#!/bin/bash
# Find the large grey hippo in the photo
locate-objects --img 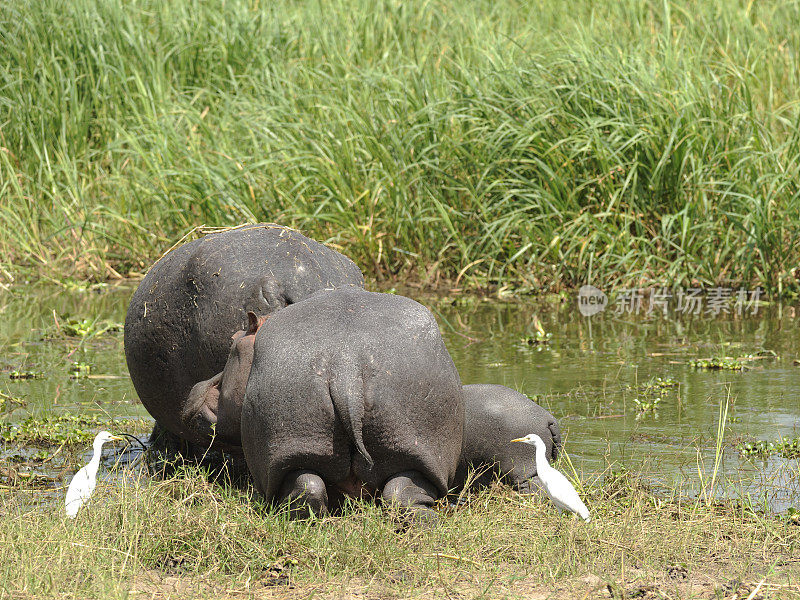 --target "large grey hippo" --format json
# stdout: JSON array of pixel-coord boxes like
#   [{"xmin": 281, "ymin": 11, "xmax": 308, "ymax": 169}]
[
  {"xmin": 124, "ymin": 224, "xmax": 364, "ymax": 449},
  {"xmin": 453, "ymin": 384, "xmax": 561, "ymax": 494},
  {"xmin": 239, "ymin": 287, "xmax": 464, "ymax": 520}
]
